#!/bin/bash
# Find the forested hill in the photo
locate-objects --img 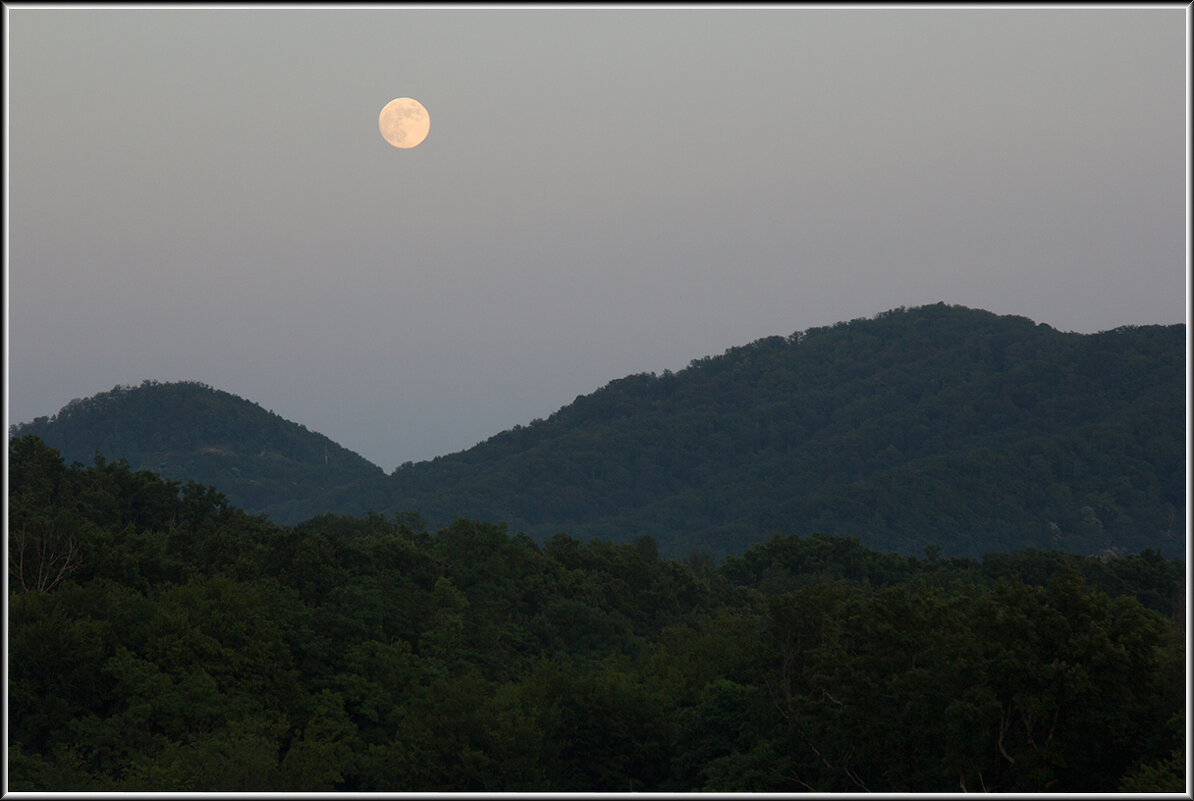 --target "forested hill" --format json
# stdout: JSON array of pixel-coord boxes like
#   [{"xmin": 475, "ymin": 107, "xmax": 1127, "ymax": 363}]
[
  {"xmin": 8, "ymin": 380, "xmax": 384, "ymax": 513},
  {"xmin": 10, "ymin": 304, "xmax": 1186, "ymax": 561},
  {"xmin": 282, "ymin": 303, "xmax": 1185, "ymax": 560}
]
